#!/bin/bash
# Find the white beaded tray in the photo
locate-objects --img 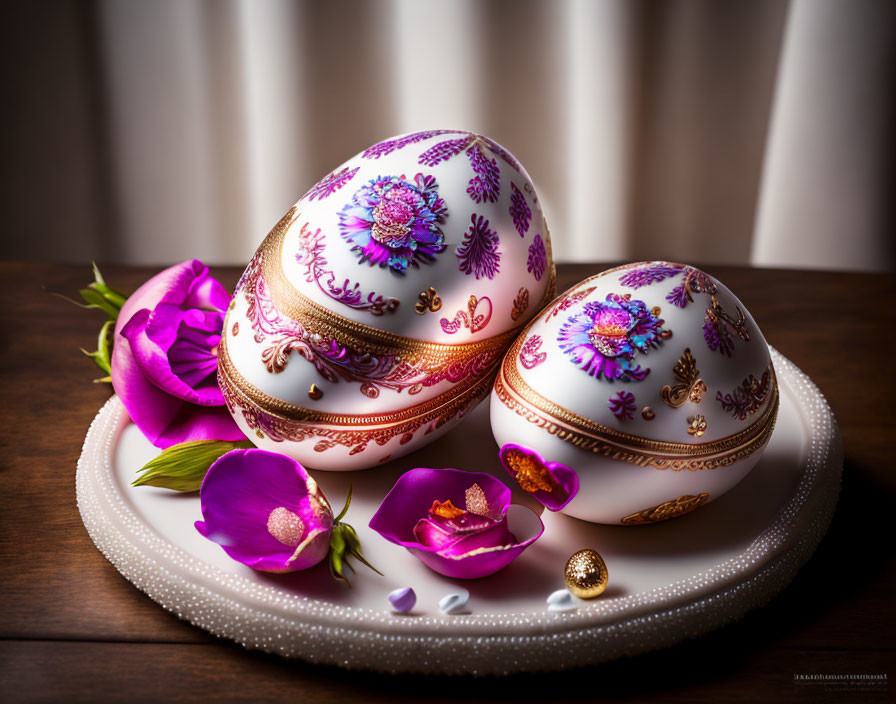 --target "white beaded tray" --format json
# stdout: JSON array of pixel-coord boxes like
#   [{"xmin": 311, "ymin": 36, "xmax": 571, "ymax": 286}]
[{"xmin": 76, "ymin": 348, "xmax": 842, "ymax": 674}]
